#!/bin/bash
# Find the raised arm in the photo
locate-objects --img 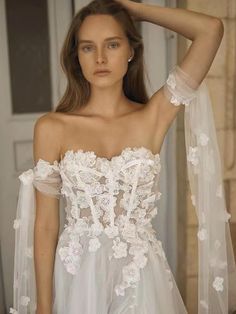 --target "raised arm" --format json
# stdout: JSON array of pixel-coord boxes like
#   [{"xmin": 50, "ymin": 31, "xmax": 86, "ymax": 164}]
[
  {"xmin": 117, "ymin": 0, "xmax": 224, "ymax": 84},
  {"xmin": 33, "ymin": 113, "xmax": 62, "ymax": 314},
  {"xmin": 115, "ymin": 0, "xmax": 224, "ymax": 133}
]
